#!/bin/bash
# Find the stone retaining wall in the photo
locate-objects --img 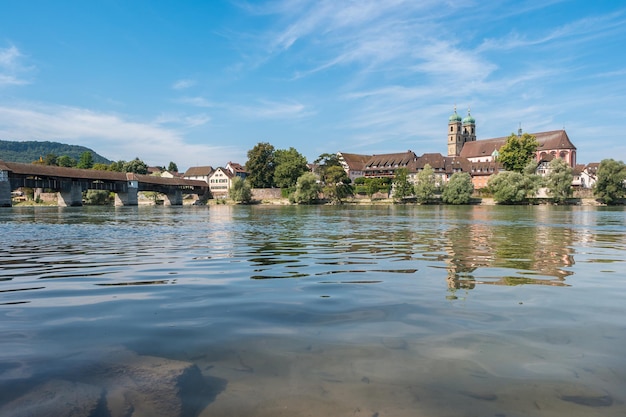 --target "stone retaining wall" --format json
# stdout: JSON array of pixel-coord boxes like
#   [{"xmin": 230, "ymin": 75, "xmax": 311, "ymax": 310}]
[{"xmin": 252, "ymin": 188, "xmax": 283, "ymax": 200}]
